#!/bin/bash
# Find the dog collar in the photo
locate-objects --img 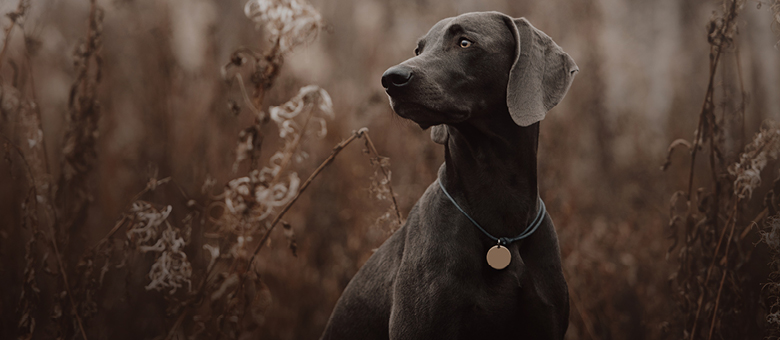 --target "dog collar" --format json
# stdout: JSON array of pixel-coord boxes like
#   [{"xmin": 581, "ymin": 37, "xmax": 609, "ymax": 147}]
[{"xmin": 437, "ymin": 179, "xmax": 546, "ymax": 270}]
